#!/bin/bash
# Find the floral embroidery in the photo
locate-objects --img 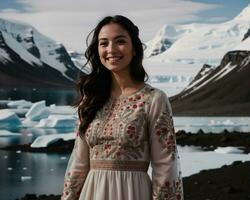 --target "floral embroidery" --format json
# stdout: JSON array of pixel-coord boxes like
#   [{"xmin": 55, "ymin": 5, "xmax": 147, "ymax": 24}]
[
  {"xmin": 61, "ymin": 171, "xmax": 85, "ymax": 200},
  {"xmin": 154, "ymin": 175, "xmax": 183, "ymax": 200},
  {"xmin": 154, "ymin": 110, "xmax": 177, "ymax": 159},
  {"xmin": 85, "ymin": 86, "xmax": 153, "ymax": 160}
]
